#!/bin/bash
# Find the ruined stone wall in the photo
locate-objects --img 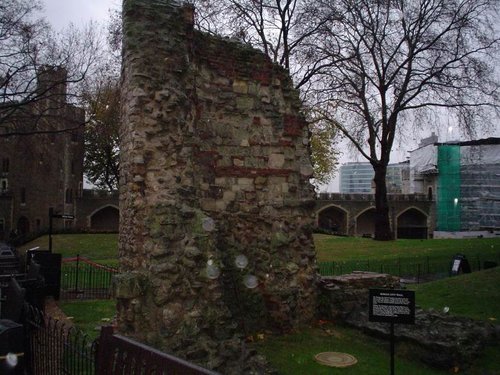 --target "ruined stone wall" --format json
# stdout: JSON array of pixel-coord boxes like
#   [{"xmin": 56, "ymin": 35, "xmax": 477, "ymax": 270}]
[
  {"xmin": 320, "ymin": 273, "xmax": 497, "ymax": 370},
  {"xmin": 117, "ymin": 0, "xmax": 318, "ymax": 370}
]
